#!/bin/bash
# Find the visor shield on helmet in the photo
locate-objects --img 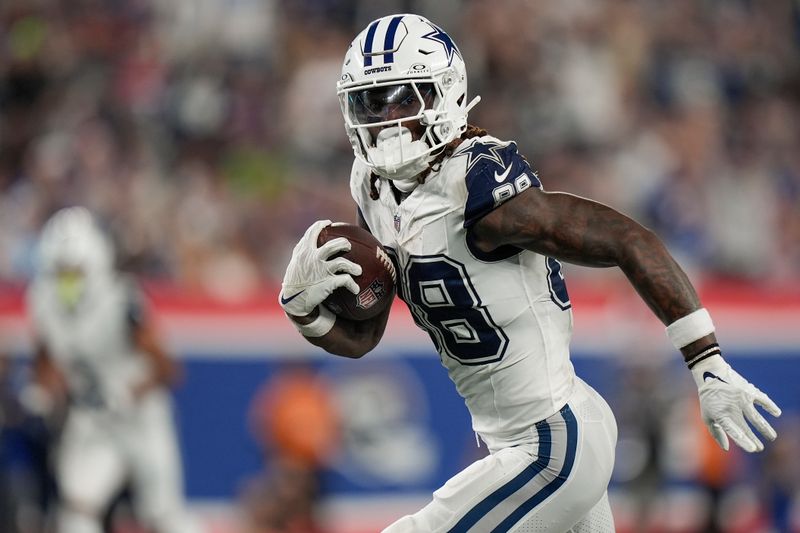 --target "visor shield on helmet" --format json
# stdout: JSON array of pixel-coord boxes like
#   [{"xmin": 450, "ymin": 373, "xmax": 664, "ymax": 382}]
[{"xmin": 346, "ymin": 83, "xmax": 435, "ymax": 126}]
